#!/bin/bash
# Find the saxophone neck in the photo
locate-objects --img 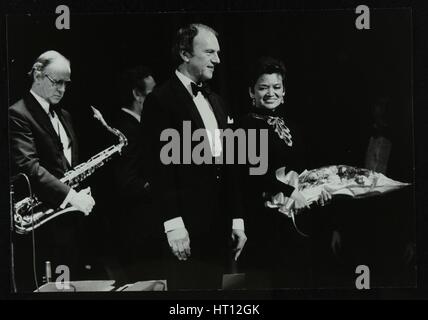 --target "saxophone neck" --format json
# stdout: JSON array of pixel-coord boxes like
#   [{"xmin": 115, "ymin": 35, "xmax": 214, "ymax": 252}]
[
  {"xmin": 91, "ymin": 105, "xmax": 128, "ymax": 146},
  {"xmin": 116, "ymin": 128, "xmax": 128, "ymax": 146}
]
